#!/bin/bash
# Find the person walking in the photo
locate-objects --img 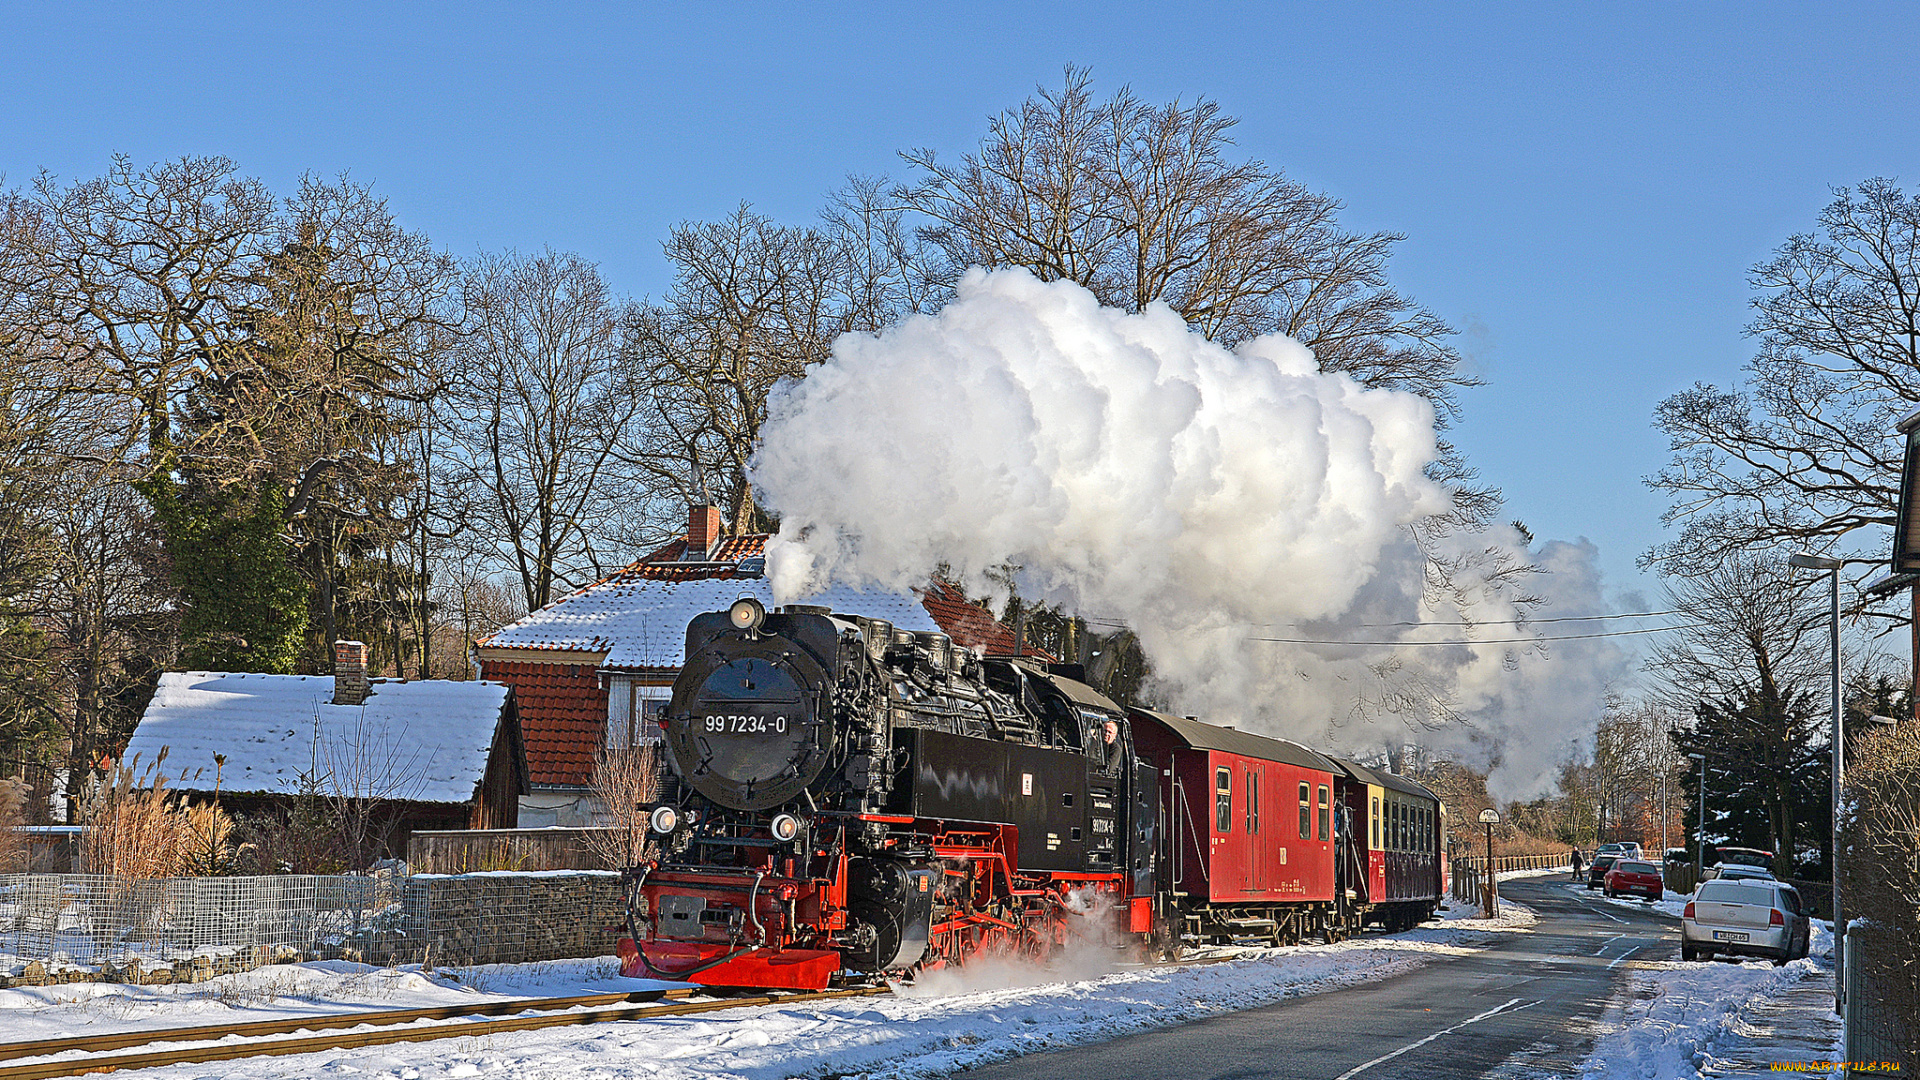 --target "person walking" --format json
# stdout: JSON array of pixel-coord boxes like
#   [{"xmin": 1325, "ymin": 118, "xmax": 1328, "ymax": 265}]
[{"xmin": 1570, "ymin": 847, "xmax": 1585, "ymax": 882}]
